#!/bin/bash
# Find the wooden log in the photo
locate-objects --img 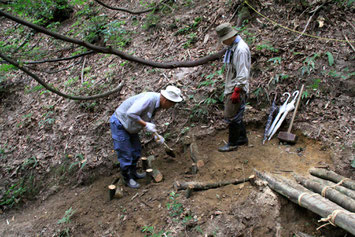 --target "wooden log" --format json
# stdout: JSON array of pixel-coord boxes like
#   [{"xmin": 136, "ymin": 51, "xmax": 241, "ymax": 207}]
[
  {"xmin": 152, "ymin": 169, "xmax": 163, "ymax": 183},
  {"xmin": 173, "ymin": 175, "xmax": 255, "ymax": 191},
  {"xmin": 310, "ymin": 168, "xmax": 355, "ymax": 190},
  {"xmin": 311, "ymin": 176, "xmax": 355, "ymax": 200},
  {"xmin": 295, "ymin": 175, "xmax": 355, "ymax": 212},
  {"xmin": 256, "ymin": 170, "xmax": 355, "ymax": 235}
]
